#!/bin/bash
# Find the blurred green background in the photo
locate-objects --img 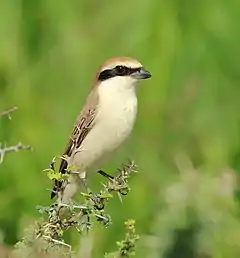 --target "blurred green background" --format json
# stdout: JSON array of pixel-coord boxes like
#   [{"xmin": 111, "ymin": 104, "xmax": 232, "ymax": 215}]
[{"xmin": 1, "ymin": 0, "xmax": 240, "ymax": 257}]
